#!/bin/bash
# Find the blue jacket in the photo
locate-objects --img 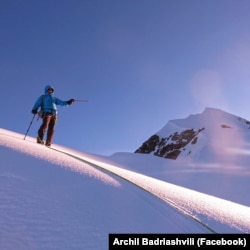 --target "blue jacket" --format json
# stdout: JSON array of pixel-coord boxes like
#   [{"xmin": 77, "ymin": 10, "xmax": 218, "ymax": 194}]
[{"xmin": 32, "ymin": 85, "xmax": 68, "ymax": 114}]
